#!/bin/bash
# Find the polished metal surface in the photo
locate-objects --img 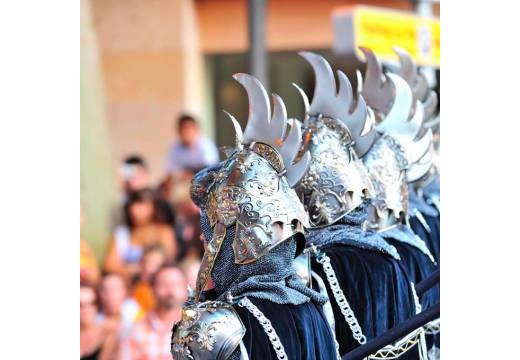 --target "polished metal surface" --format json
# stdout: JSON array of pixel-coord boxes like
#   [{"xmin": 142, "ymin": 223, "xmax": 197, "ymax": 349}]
[
  {"xmin": 360, "ymin": 56, "xmax": 434, "ymax": 231},
  {"xmin": 190, "ymin": 73, "xmax": 310, "ymax": 298},
  {"xmin": 294, "ymin": 52, "xmax": 375, "ymax": 227},
  {"xmin": 363, "ymin": 134, "xmax": 409, "ymax": 231},
  {"xmin": 171, "ymin": 300, "xmax": 246, "ymax": 360}
]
